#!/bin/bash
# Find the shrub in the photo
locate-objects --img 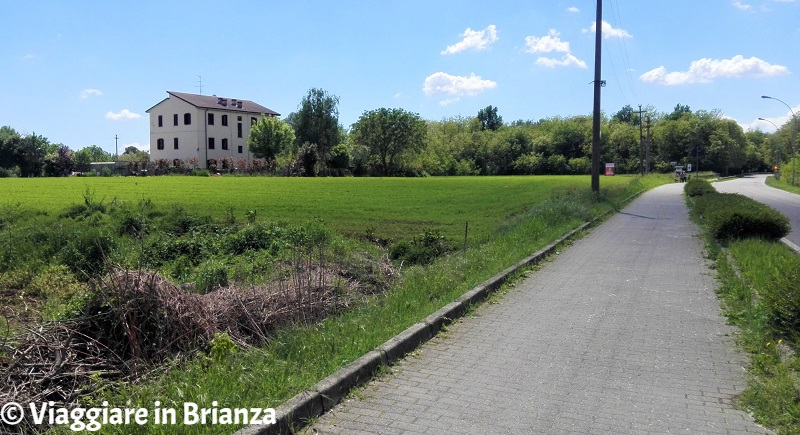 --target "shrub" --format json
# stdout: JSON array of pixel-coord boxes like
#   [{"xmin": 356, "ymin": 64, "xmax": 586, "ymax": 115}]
[
  {"xmin": 195, "ymin": 259, "xmax": 228, "ymax": 293},
  {"xmin": 695, "ymin": 193, "xmax": 790, "ymax": 241},
  {"xmin": 389, "ymin": 228, "xmax": 453, "ymax": 266},
  {"xmin": 684, "ymin": 178, "xmax": 715, "ymax": 197},
  {"xmin": 191, "ymin": 169, "xmax": 210, "ymax": 177}
]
